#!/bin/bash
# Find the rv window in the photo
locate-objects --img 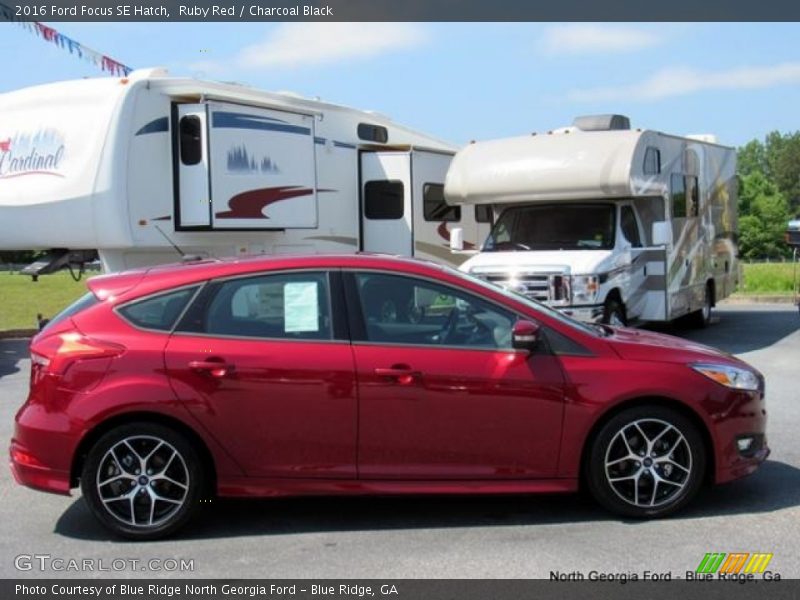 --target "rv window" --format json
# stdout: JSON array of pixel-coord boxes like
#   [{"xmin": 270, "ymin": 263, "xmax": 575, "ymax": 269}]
[
  {"xmin": 423, "ymin": 184, "xmax": 461, "ymax": 222},
  {"xmin": 357, "ymin": 123, "xmax": 389, "ymax": 144},
  {"xmin": 179, "ymin": 115, "xmax": 203, "ymax": 166},
  {"xmin": 644, "ymin": 147, "xmax": 661, "ymax": 175},
  {"xmin": 671, "ymin": 174, "xmax": 687, "ymax": 219},
  {"xmin": 364, "ymin": 180, "xmax": 404, "ymax": 220},
  {"xmin": 620, "ymin": 206, "xmax": 643, "ymax": 248},
  {"xmin": 686, "ymin": 176, "xmax": 699, "ymax": 217},
  {"xmin": 475, "ymin": 205, "xmax": 493, "ymax": 224}
]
